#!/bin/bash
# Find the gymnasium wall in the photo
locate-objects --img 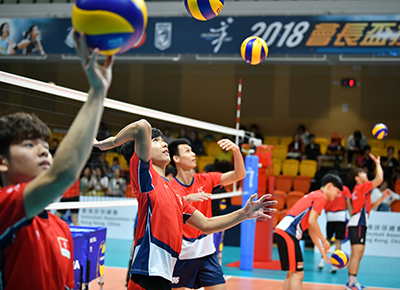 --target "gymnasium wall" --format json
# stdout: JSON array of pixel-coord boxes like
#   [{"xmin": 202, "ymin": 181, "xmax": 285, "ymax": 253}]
[{"xmin": 1, "ymin": 61, "xmax": 399, "ymax": 140}]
